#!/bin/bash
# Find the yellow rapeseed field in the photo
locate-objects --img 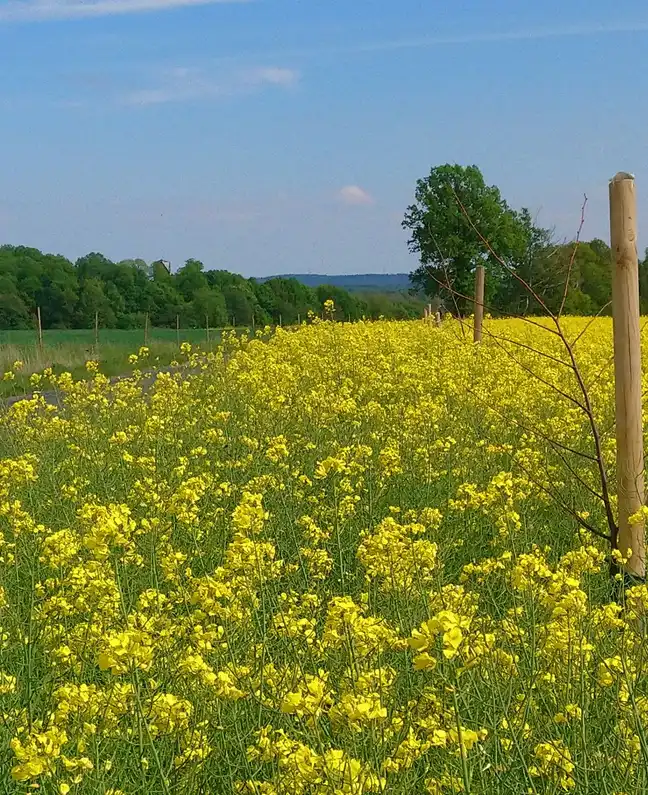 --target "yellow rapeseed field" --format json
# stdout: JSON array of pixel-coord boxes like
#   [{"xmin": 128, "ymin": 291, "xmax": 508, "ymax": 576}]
[{"xmin": 0, "ymin": 316, "xmax": 647, "ymax": 793}]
